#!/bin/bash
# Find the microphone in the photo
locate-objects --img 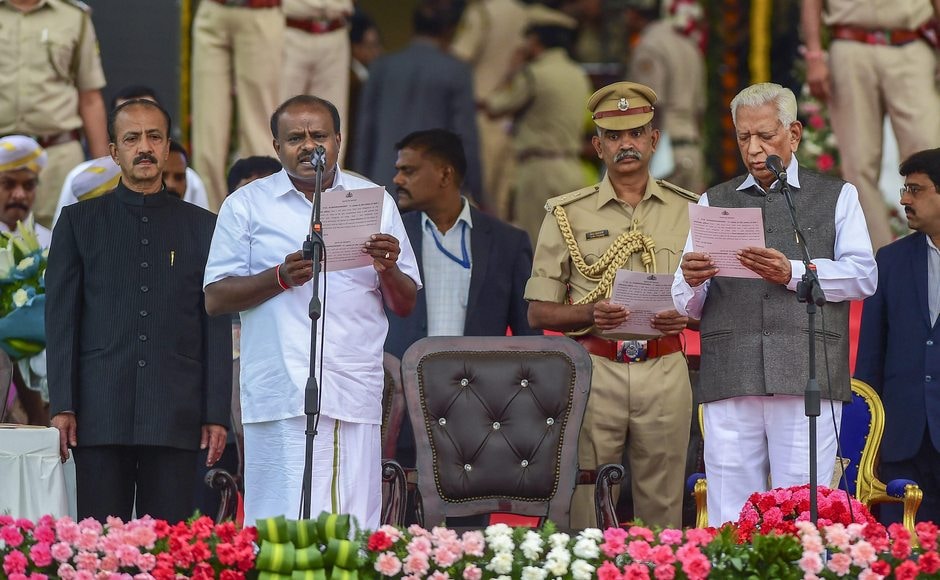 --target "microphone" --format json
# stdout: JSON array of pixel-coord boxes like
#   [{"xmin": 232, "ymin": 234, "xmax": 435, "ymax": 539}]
[
  {"xmin": 312, "ymin": 145, "xmax": 326, "ymax": 171},
  {"xmin": 765, "ymin": 154, "xmax": 787, "ymax": 182}
]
